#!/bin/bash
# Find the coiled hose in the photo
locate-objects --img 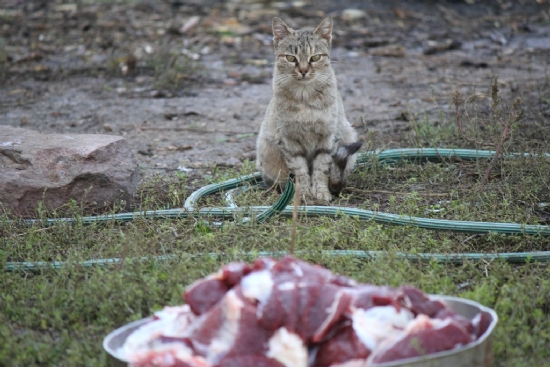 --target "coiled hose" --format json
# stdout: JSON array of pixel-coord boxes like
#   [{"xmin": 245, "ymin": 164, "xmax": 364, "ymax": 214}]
[{"xmin": 4, "ymin": 148, "xmax": 550, "ymax": 272}]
